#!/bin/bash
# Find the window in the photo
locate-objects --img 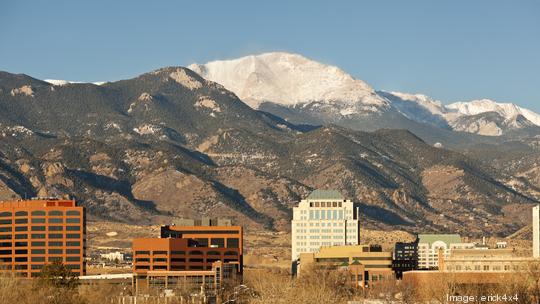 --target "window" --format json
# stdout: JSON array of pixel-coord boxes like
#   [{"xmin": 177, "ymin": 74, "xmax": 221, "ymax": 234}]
[
  {"xmin": 0, "ymin": 250, "xmax": 12, "ymax": 255},
  {"xmin": 0, "ymin": 235, "xmax": 11, "ymax": 240},
  {"xmin": 49, "ymin": 226, "xmax": 63, "ymax": 231},
  {"xmin": 207, "ymin": 251, "xmax": 220, "ymax": 256},
  {"xmin": 0, "ymin": 242, "xmax": 10, "ymax": 248},
  {"xmin": 32, "ymin": 257, "xmax": 45, "ymax": 262},
  {"xmin": 66, "ymin": 210, "xmax": 80, "ymax": 216},
  {"xmin": 31, "ymin": 211, "xmax": 45, "ymax": 216},
  {"xmin": 15, "ymin": 226, "xmax": 27, "ymax": 231},
  {"xmin": 153, "ymin": 258, "xmax": 167, "ymax": 262},
  {"xmin": 49, "ymin": 242, "xmax": 63, "ymax": 247},
  {"xmin": 49, "ymin": 234, "xmax": 63, "ymax": 239},
  {"xmin": 31, "ymin": 265, "xmax": 43, "ymax": 270},
  {"xmin": 66, "ymin": 241, "xmax": 80, "ymax": 247},
  {"xmin": 66, "ymin": 234, "xmax": 80, "ymax": 239},
  {"xmin": 153, "ymin": 251, "xmax": 167, "ymax": 255},
  {"xmin": 135, "ymin": 258, "xmax": 150, "ymax": 262},
  {"xmin": 189, "ymin": 251, "xmax": 203, "ymax": 256},
  {"xmin": 66, "ymin": 226, "xmax": 80, "ymax": 231},
  {"xmin": 49, "ymin": 210, "xmax": 63, "ymax": 216},
  {"xmin": 0, "ymin": 227, "xmax": 11, "ymax": 232},
  {"xmin": 15, "ymin": 249, "xmax": 27, "ymax": 254},
  {"xmin": 31, "ymin": 218, "xmax": 45, "ymax": 224},
  {"xmin": 0, "ymin": 212, "xmax": 11, "ymax": 217},
  {"xmin": 49, "ymin": 257, "xmax": 62, "ymax": 262},
  {"xmin": 224, "ymin": 251, "xmax": 237, "ymax": 256},
  {"xmin": 0, "ymin": 219, "xmax": 12, "ymax": 225},
  {"xmin": 14, "ymin": 242, "xmax": 27, "ymax": 247},
  {"xmin": 49, "ymin": 249, "xmax": 62, "ymax": 254},
  {"xmin": 31, "ymin": 226, "xmax": 46, "ymax": 231},
  {"xmin": 135, "ymin": 251, "xmax": 149, "ymax": 255},
  {"xmin": 171, "ymin": 251, "xmax": 185, "ymax": 255},
  {"xmin": 31, "ymin": 241, "xmax": 45, "ymax": 246},
  {"xmin": 66, "ymin": 218, "xmax": 80, "ymax": 224},
  {"xmin": 66, "ymin": 256, "xmax": 80, "ymax": 262},
  {"xmin": 49, "ymin": 218, "xmax": 63, "ymax": 224},
  {"xmin": 15, "ymin": 218, "xmax": 28, "ymax": 224},
  {"xmin": 66, "ymin": 249, "xmax": 80, "ymax": 255},
  {"xmin": 15, "ymin": 211, "xmax": 27, "ymax": 217},
  {"xmin": 32, "ymin": 249, "xmax": 45, "ymax": 254},
  {"xmin": 15, "ymin": 234, "xmax": 27, "ymax": 239},
  {"xmin": 14, "ymin": 257, "xmax": 27, "ymax": 262},
  {"xmin": 211, "ymin": 238, "xmax": 224, "ymax": 248},
  {"xmin": 483, "ymin": 265, "xmax": 490, "ymax": 271}
]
